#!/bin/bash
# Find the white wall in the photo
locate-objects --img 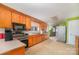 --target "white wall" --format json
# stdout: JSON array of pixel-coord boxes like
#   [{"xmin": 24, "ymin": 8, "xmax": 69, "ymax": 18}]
[{"xmin": 67, "ymin": 20, "xmax": 79, "ymax": 45}]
